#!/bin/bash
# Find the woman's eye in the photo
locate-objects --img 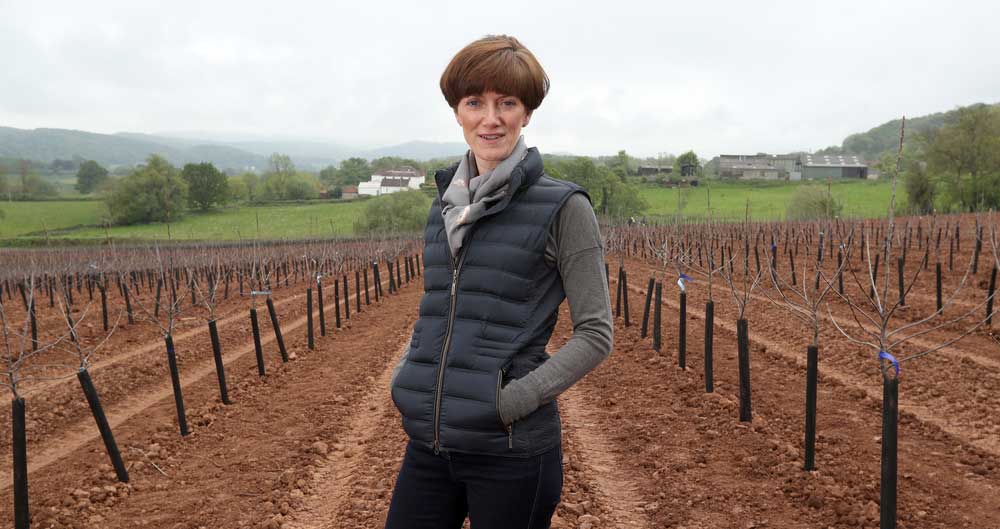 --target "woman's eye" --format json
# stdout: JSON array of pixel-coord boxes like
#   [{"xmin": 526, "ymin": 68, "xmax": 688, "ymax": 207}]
[{"xmin": 466, "ymin": 99, "xmax": 480, "ymax": 107}]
